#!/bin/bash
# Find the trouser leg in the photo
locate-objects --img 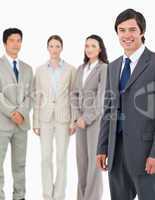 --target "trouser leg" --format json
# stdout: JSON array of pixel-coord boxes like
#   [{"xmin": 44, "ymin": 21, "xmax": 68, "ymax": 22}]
[
  {"xmin": 11, "ymin": 128, "xmax": 27, "ymax": 200},
  {"xmin": 0, "ymin": 132, "xmax": 10, "ymax": 200},
  {"xmin": 84, "ymin": 120, "xmax": 103, "ymax": 200},
  {"xmin": 53, "ymin": 122, "xmax": 69, "ymax": 200},
  {"xmin": 76, "ymin": 128, "xmax": 87, "ymax": 200},
  {"xmin": 40, "ymin": 123, "xmax": 54, "ymax": 200},
  {"xmin": 108, "ymin": 134, "xmax": 136, "ymax": 200}
]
